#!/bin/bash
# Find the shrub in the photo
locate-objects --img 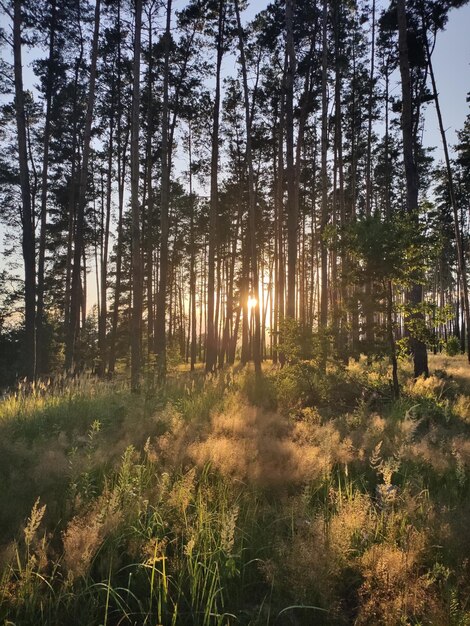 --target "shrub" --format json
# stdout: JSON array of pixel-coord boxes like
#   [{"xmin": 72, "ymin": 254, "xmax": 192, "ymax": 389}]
[
  {"xmin": 446, "ymin": 335, "xmax": 461, "ymax": 357},
  {"xmin": 277, "ymin": 317, "xmax": 321, "ymax": 363}
]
